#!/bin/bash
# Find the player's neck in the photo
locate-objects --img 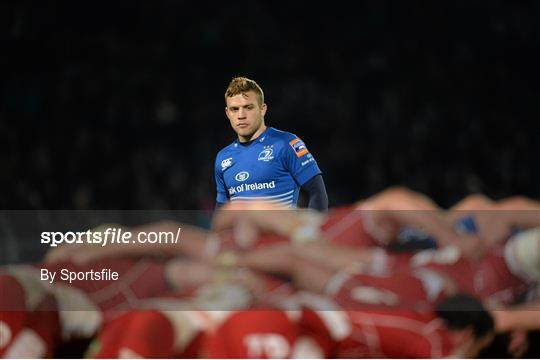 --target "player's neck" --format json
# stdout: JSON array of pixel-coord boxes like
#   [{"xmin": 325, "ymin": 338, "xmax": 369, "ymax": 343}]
[{"xmin": 238, "ymin": 125, "xmax": 267, "ymax": 143}]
